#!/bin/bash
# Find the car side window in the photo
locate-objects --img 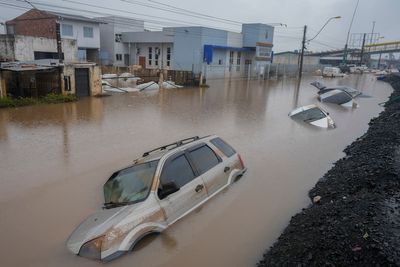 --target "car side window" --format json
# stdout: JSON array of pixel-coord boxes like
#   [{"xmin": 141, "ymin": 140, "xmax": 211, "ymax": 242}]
[
  {"xmin": 210, "ymin": 138, "xmax": 236, "ymax": 157},
  {"xmin": 189, "ymin": 145, "xmax": 220, "ymax": 175},
  {"xmin": 160, "ymin": 154, "xmax": 196, "ymax": 188}
]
